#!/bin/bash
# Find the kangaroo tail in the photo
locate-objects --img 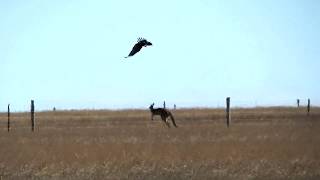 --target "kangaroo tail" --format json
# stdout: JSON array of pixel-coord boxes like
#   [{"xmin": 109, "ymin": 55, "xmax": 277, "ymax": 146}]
[{"xmin": 169, "ymin": 112, "xmax": 178, "ymax": 128}]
